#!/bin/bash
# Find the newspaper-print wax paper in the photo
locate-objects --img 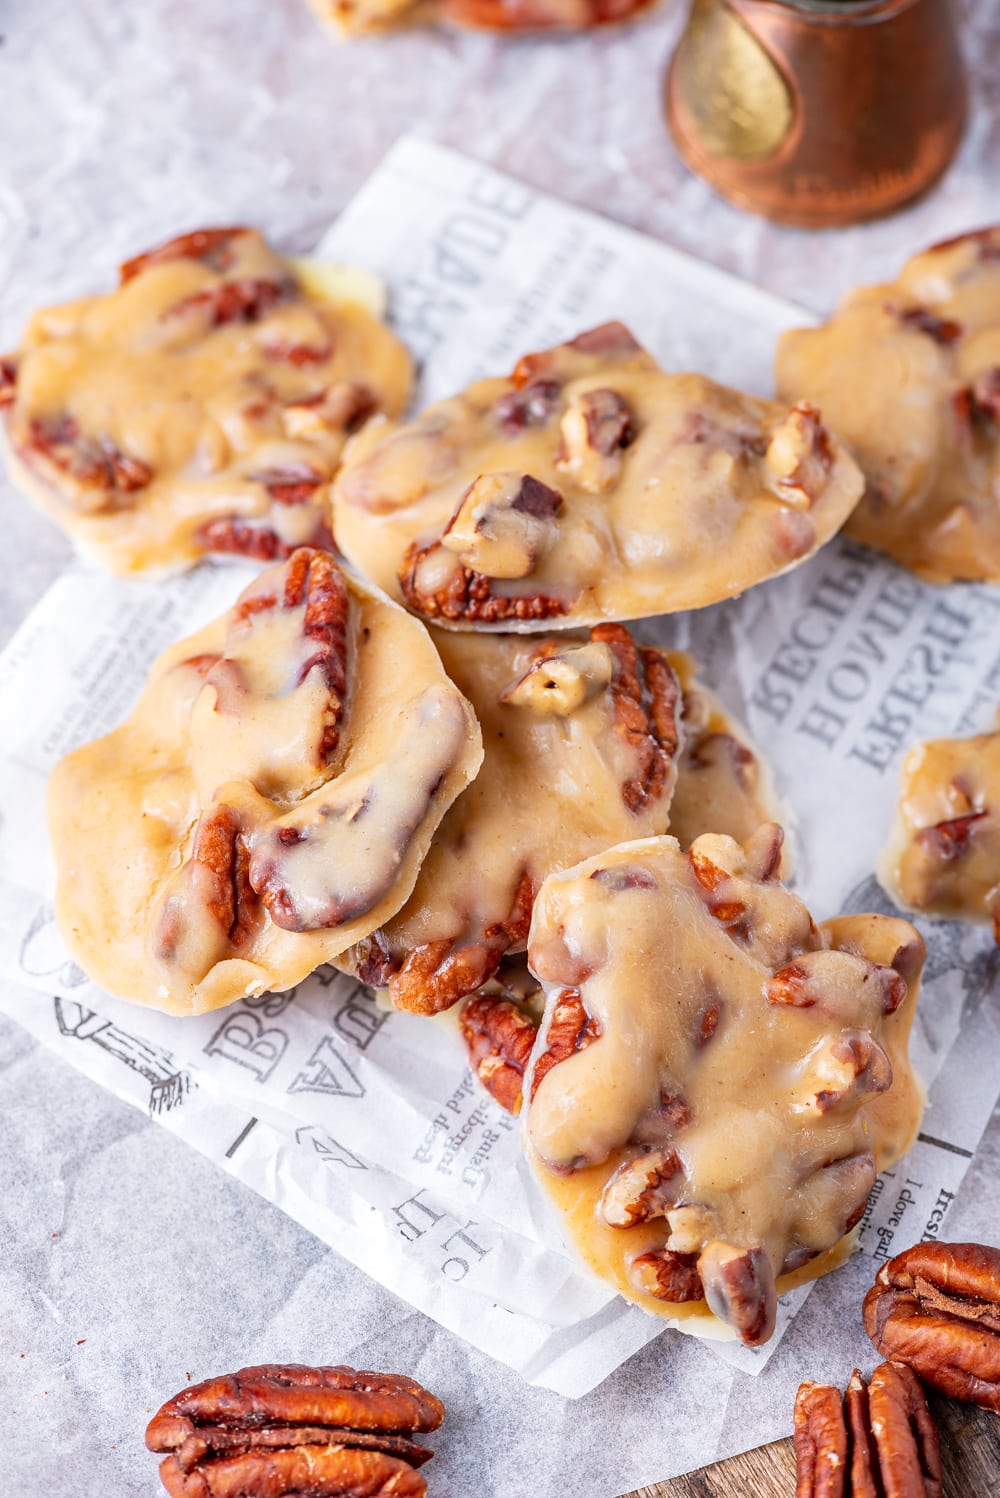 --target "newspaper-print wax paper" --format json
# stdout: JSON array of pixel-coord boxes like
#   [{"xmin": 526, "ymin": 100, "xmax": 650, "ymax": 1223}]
[{"xmin": 1, "ymin": 140, "xmax": 998, "ymax": 1412}]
